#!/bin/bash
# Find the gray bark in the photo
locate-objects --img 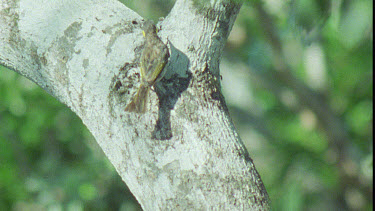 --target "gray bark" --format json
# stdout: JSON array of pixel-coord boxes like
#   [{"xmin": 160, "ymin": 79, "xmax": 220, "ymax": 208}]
[{"xmin": 0, "ymin": 0, "xmax": 270, "ymax": 210}]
